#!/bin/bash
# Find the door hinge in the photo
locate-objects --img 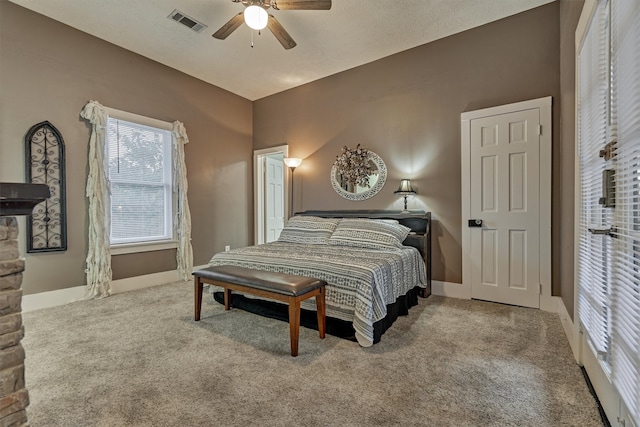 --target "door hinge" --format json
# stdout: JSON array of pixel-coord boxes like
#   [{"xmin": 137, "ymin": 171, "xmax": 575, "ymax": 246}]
[
  {"xmin": 538, "ymin": 283, "xmax": 542, "ymax": 295},
  {"xmin": 537, "ymin": 125, "xmax": 542, "ymax": 136}
]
